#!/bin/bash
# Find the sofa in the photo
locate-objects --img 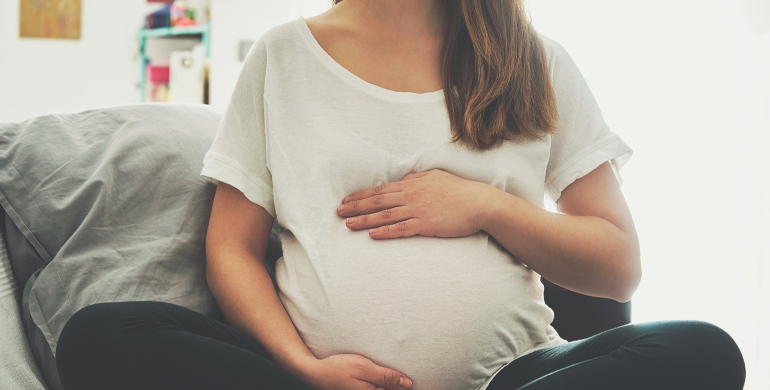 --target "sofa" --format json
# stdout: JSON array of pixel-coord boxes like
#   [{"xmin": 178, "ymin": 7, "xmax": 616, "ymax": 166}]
[{"xmin": 0, "ymin": 103, "xmax": 630, "ymax": 390}]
